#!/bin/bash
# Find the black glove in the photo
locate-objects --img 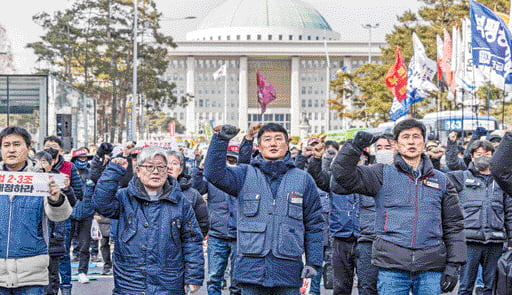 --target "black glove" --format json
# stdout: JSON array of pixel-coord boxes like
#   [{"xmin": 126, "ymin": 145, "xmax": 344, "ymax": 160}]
[
  {"xmin": 97, "ymin": 142, "xmax": 114, "ymax": 158},
  {"xmin": 471, "ymin": 126, "xmax": 487, "ymax": 139},
  {"xmin": 440, "ymin": 264, "xmax": 460, "ymax": 293},
  {"xmin": 353, "ymin": 131, "xmax": 376, "ymax": 151},
  {"xmin": 300, "ymin": 265, "xmax": 318, "ymax": 279},
  {"xmin": 217, "ymin": 125, "xmax": 240, "ymax": 141}
]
